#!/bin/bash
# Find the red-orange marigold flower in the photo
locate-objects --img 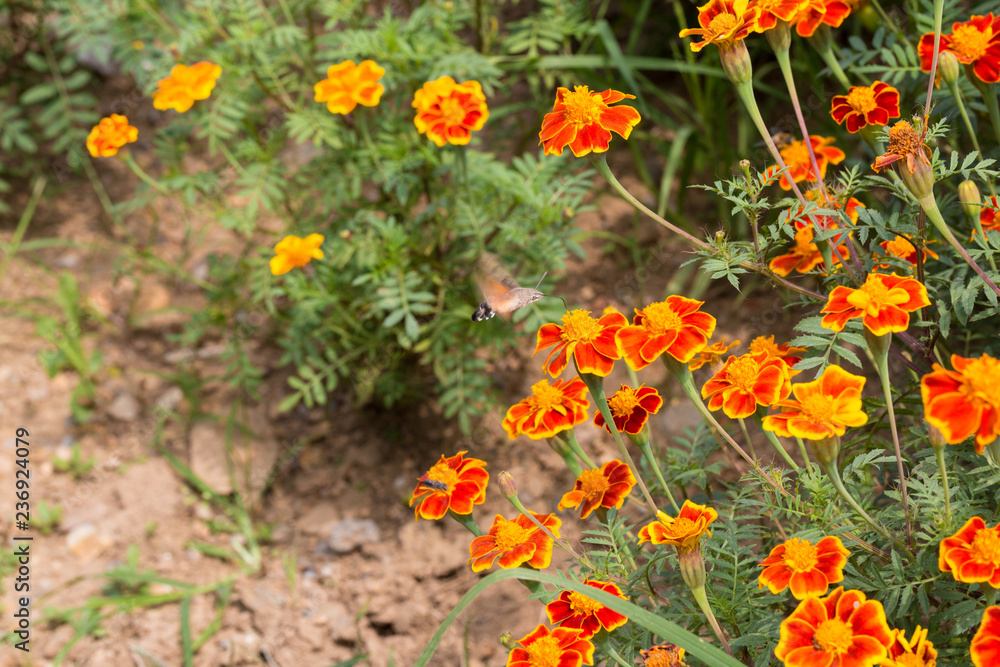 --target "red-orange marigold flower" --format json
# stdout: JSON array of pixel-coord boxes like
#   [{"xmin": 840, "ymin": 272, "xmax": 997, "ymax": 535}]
[
  {"xmin": 545, "ymin": 579, "xmax": 628, "ymax": 639},
  {"xmin": 616, "ymin": 296, "xmax": 717, "ymax": 370},
  {"xmin": 919, "ymin": 14, "xmax": 1000, "ymax": 84},
  {"xmin": 878, "ymin": 235, "xmax": 938, "ymax": 268},
  {"xmin": 763, "ymin": 365, "xmax": 868, "ymax": 440},
  {"xmin": 86, "ymin": 114, "xmax": 138, "ymax": 157},
  {"xmin": 594, "ymin": 385, "xmax": 663, "ymax": 435},
  {"xmin": 539, "ymin": 86, "xmax": 641, "ymax": 157},
  {"xmin": 469, "ymin": 512, "xmax": 561, "ymax": 572},
  {"xmin": 976, "ymin": 195, "xmax": 1000, "ymax": 238},
  {"xmin": 882, "ymin": 625, "xmax": 937, "ymax": 667},
  {"xmin": 758, "ymin": 536, "xmax": 849, "ymax": 599},
  {"xmin": 939, "ymin": 516, "xmax": 1000, "ymax": 585},
  {"xmin": 641, "ymin": 644, "xmax": 687, "ymax": 667},
  {"xmin": 702, "ymin": 351, "xmax": 792, "ymax": 419},
  {"xmin": 972, "ymin": 606, "xmax": 1000, "ymax": 667},
  {"xmin": 506, "ymin": 623, "xmax": 595, "ymax": 667},
  {"xmin": 872, "ymin": 120, "xmax": 932, "ymax": 175},
  {"xmin": 409, "ymin": 451, "xmax": 488, "ymax": 521},
  {"xmin": 413, "ymin": 76, "xmax": 488, "ymax": 146},
  {"xmin": 775, "ymin": 587, "xmax": 893, "ymax": 667},
  {"xmin": 638, "ymin": 500, "xmax": 718, "ymax": 553},
  {"xmin": 922, "ymin": 354, "xmax": 1000, "ymax": 451},
  {"xmin": 502, "ymin": 378, "xmax": 590, "ymax": 440},
  {"xmin": 679, "ymin": 0, "xmax": 759, "ymax": 52},
  {"xmin": 774, "ymin": 135, "xmax": 845, "ymax": 190},
  {"xmin": 821, "ymin": 272, "xmax": 930, "ymax": 336},
  {"xmin": 769, "ymin": 224, "xmax": 850, "ymax": 277},
  {"xmin": 558, "ymin": 459, "xmax": 637, "ymax": 518},
  {"xmin": 791, "ymin": 0, "xmax": 851, "ymax": 38},
  {"xmin": 153, "ymin": 62, "xmax": 222, "ymax": 113},
  {"xmin": 314, "ymin": 59, "xmax": 385, "ymax": 114},
  {"xmin": 749, "ymin": 335, "xmax": 806, "ymax": 369},
  {"xmin": 535, "ymin": 309, "xmax": 627, "ymax": 377},
  {"xmin": 830, "ymin": 81, "xmax": 900, "ymax": 133},
  {"xmin": 754, "ymin": 0, "xmax": 810, "ymax": 32},
  {"xmin": 270, "ymin": 234, "xmax": 324, "ymax": 275},
  {"xmin": 689, "ymin": 337, "xmax": 740, "ymax": 371}
]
